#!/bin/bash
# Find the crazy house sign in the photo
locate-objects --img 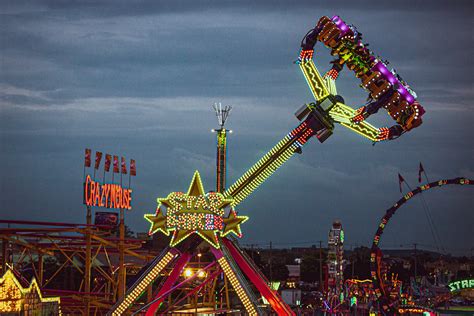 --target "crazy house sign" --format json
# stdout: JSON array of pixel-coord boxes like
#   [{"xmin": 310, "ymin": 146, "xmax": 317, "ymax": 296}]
[
  {"xmin": 84, "ymin": 175, "xmax": 132, "ymax": 210},
  {"xmin": 83, "ymin": 149, "xmax": 136, "ymax": 210}
]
